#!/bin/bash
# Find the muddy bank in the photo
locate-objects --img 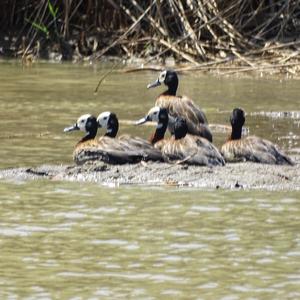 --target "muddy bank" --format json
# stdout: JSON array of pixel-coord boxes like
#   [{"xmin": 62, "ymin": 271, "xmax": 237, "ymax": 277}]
[{"xmin": 1, "ymin": 155, "xmax": 299, "ymax": 190}]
